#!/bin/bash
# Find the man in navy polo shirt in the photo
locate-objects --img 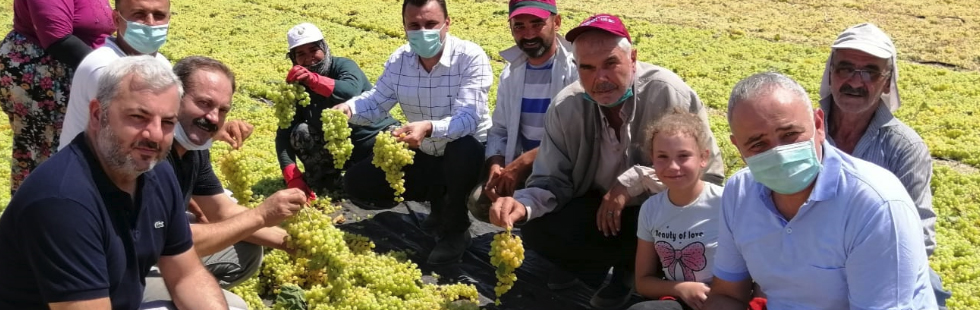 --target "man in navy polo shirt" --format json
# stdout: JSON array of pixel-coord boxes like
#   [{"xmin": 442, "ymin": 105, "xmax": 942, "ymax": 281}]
[{"xmin": 0, "ymin": 56, "xmax": 228, "ymax": 309}]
